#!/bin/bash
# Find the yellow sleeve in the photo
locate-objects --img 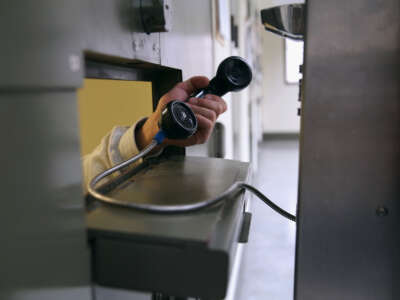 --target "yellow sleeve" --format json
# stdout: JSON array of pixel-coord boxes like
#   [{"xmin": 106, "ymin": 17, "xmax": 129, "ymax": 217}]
[{"xmin": 82, "ymin": 118, "xmax": 147, "ymax": 193}]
